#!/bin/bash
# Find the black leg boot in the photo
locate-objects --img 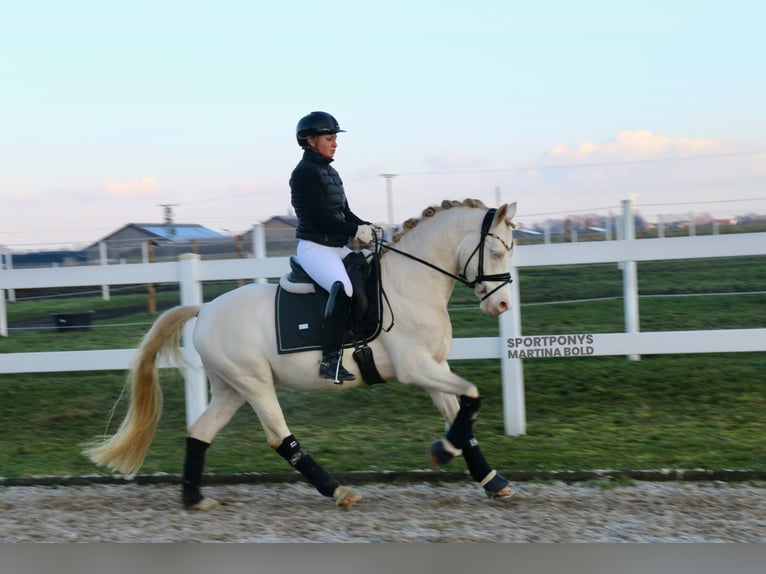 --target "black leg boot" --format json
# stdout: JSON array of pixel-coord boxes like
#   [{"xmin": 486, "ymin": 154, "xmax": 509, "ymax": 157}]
[{"xmin": 319, "ymin": 281, "xmax": 355, "ymax": 383}]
